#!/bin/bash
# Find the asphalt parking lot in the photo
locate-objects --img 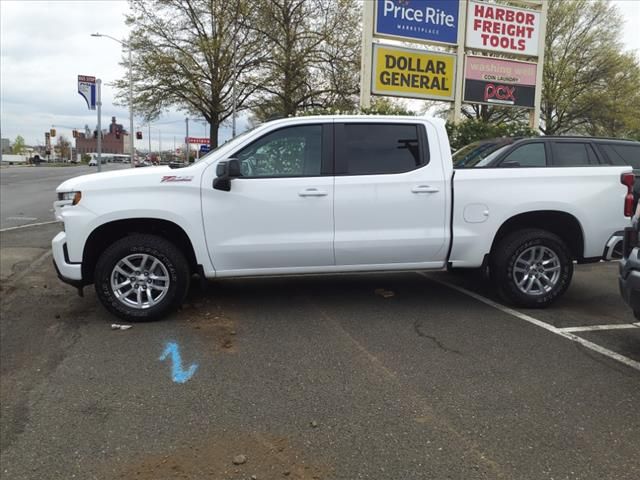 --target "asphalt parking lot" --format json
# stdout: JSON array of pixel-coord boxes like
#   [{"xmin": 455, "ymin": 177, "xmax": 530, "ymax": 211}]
[{"xmin": 1, "ymin": 222, "xmax": 638, "ymax": 480}]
